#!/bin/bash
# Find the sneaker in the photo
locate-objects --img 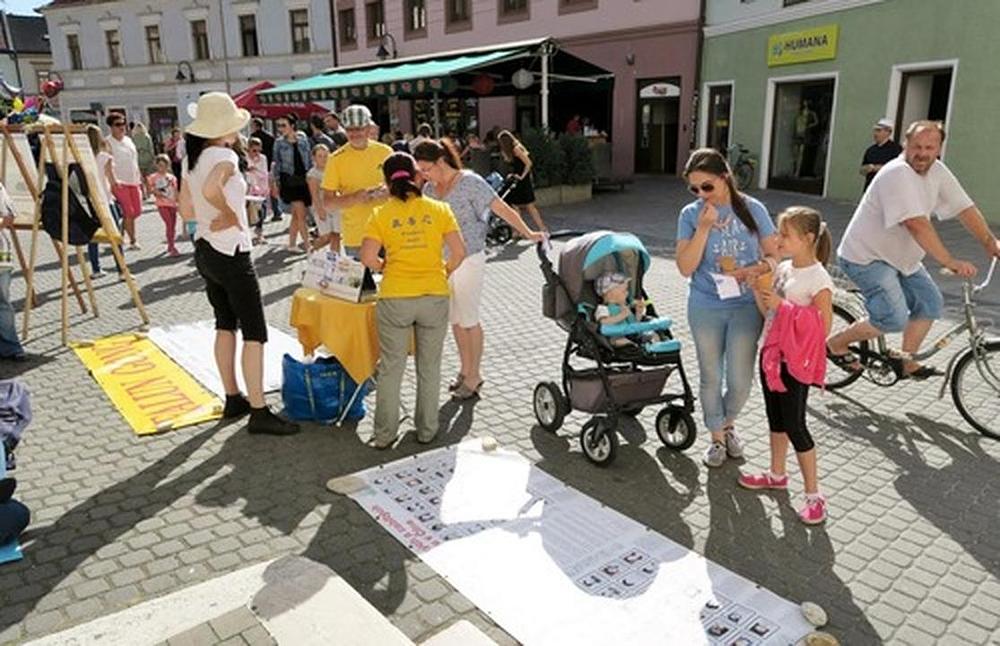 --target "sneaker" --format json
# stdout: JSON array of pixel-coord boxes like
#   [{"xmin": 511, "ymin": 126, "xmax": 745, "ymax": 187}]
[
  {"xmin": 723, "ymin": 427, "xmax": 744, "ymax": 459},
  {"xmin": 222, "ymin": 393, "xmax": 251, "ymax": 419},
  {"xmin": 247, "ymin": 407, "xmax": 300, "ymax": 435},
  {"xmin": 799, "ymin": 495, "xmax": 827, "ymax": 525},
  {"xmin": 128, "ymin": 243, "xmax": 142, "ymax": 251},
  {"xmin": 90, "ymin": 270, "xmax": 107, "ymax": 279},
  {"xmin": 738, "ymin": 472, "xmax": 789, "ymax": 490},
  {"xmin": 703, "ymin": 441, "xmax": 728, "ymax": 468}
]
